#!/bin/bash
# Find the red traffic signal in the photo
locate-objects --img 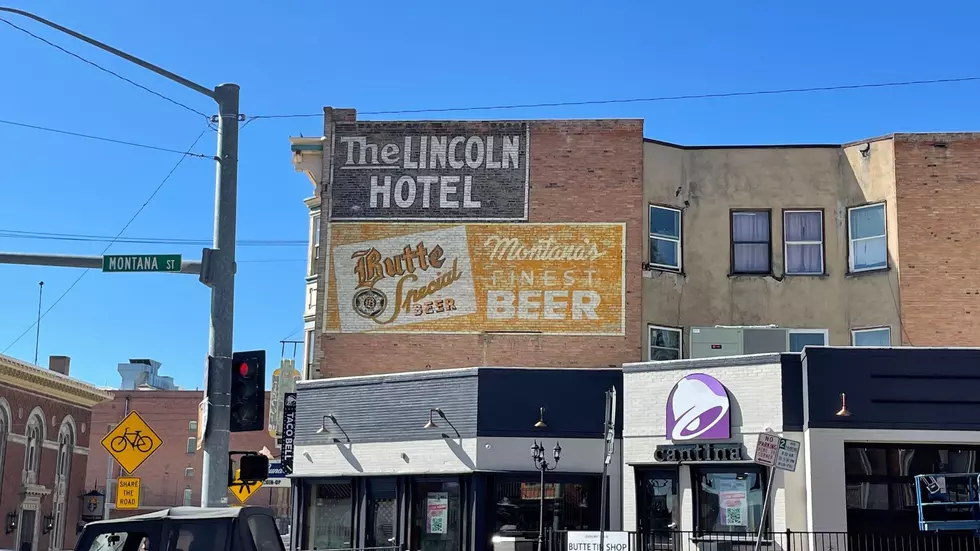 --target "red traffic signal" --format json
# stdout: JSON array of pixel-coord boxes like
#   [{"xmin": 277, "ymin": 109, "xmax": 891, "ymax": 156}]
[{"xmin": 230, "ymin": 350, "xmax": 265, "ymax": 433}]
